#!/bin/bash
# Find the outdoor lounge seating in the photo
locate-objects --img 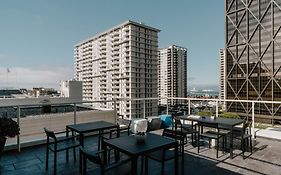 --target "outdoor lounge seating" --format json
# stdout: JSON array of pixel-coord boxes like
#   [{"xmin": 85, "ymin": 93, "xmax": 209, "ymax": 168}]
[{"xmin": 44, "ymin": 128, "xmax": 80, "ymax": 175}]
